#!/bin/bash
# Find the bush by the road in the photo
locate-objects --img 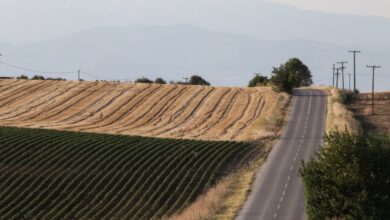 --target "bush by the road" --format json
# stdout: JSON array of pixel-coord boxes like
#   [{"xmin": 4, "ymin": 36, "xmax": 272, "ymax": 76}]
[{"xmin": 300, "ymin": 131, "xmax": 390, "ymax": 220}]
